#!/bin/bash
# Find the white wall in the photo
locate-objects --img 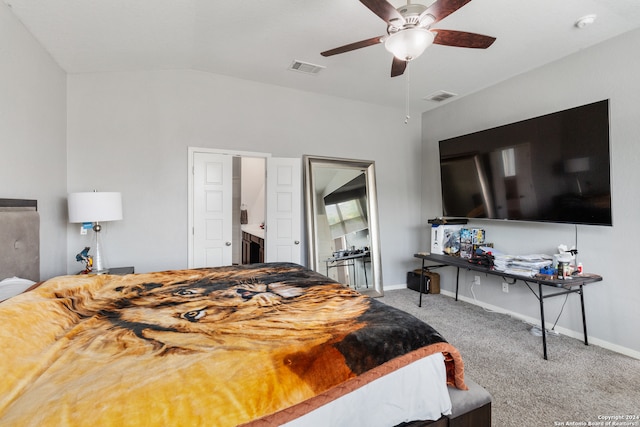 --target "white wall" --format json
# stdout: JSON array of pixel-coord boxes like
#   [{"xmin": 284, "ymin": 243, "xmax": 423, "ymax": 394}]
[
  {"xmin": 421, "ymin": 28, "xmax": 640, "ymax": 358},
  {"xmin": 66, "ymin": 69, "xmax": 423, "ymax": 287},
  {"xmin": 0, "ymin": 3, "xmax": 67, "ymax": 280}
]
